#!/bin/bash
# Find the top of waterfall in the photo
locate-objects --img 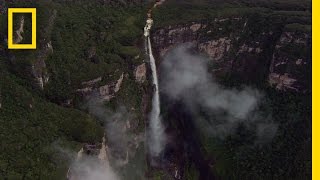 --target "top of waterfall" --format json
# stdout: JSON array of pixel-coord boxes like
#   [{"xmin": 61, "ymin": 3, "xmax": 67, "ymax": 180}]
[{"xmin": 147, "ymin": 18, "xmax": 153, "ymax": 25}]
